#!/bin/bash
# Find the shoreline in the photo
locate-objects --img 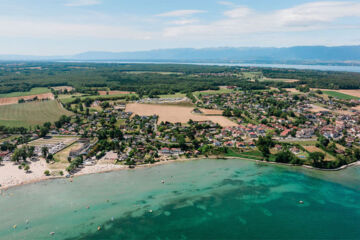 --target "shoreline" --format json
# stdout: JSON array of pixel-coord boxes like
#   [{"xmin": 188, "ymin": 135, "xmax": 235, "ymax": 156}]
[{"xmin": 1, "ymin": 157, "xmax": 359, "ymax": 192}]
